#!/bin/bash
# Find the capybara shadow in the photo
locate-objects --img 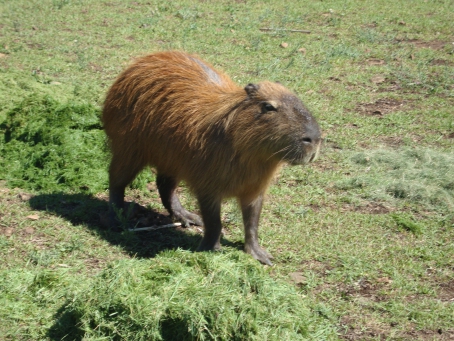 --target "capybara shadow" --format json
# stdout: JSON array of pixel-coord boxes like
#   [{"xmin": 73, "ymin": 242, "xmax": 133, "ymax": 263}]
[
  {"xmin": 28, "ymin": 193, "xmax": 203, "ymax": 258},
  {"xmin": 103, "ymin": 51, "xmax": 322, "ymax": 265}
]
